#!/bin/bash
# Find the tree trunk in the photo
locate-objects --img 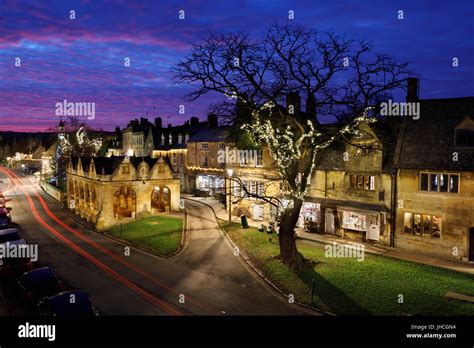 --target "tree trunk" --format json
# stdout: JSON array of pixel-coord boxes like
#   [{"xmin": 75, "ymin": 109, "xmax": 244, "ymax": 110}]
[{"xmin": 278, "ymin": 198, "xmax": 303, "ymax": 270}]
